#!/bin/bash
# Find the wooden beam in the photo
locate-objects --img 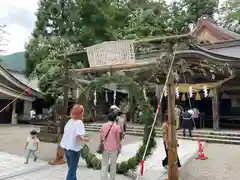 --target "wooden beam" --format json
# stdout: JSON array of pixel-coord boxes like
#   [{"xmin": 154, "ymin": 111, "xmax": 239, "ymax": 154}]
[
  {"xmin": 72, "ymin": 61, "xmax": 157, "ymax": 74},
  {"xmin": 135, "ymin": 33, "xmax": 191, "ymax": 43},
  {"xmin": 212, "ymin": 88, "xmax": 220, "ymax": 130},
  {"xmin": 218, "ymin": 76, "xmax": 235, "ymax": 86}
]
